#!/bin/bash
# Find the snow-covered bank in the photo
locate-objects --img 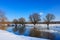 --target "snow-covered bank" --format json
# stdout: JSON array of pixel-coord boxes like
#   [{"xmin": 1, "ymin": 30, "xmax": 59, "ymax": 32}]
[{"xmin": 0, "ymin": 30, "xmax": 49, "ymax": 40}]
